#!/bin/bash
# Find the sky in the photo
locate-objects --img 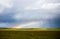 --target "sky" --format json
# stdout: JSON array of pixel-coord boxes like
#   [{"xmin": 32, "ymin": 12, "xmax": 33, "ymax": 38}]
[{"xmin": 0, "ymin": 0, "xmax": 60, "ymax": 28}]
